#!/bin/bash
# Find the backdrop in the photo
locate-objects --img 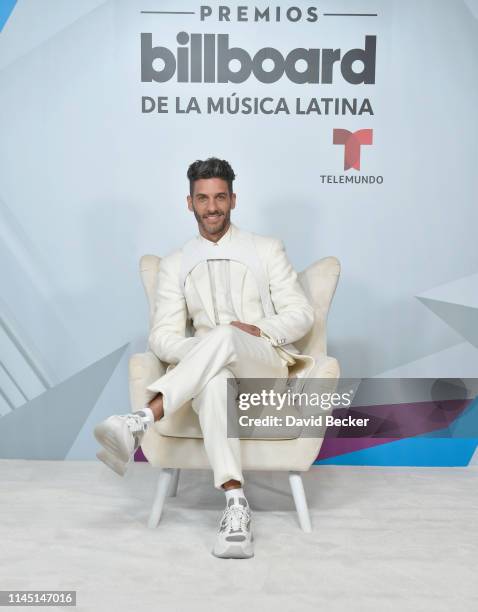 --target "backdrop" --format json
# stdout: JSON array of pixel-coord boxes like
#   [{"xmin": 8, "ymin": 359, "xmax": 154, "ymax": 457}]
[{"xmin": 0, "ymin": 0, "xmax": 477, "ymax": 465}]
